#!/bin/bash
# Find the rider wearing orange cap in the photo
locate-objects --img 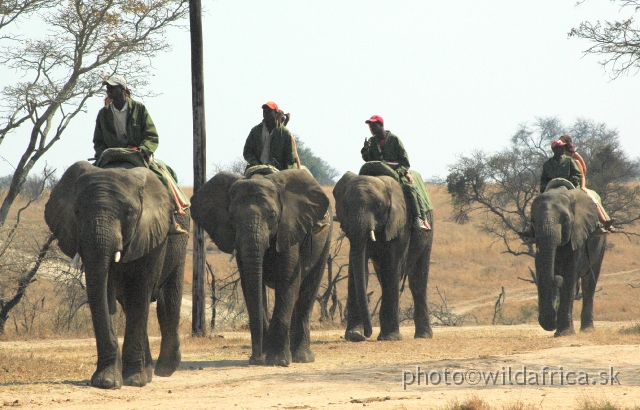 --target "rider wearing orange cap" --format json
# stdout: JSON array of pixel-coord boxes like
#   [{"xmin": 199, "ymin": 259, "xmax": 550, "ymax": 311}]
[{"xmin": 243, "ymin": 101, "xmax": 297, "ymax": 171}]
